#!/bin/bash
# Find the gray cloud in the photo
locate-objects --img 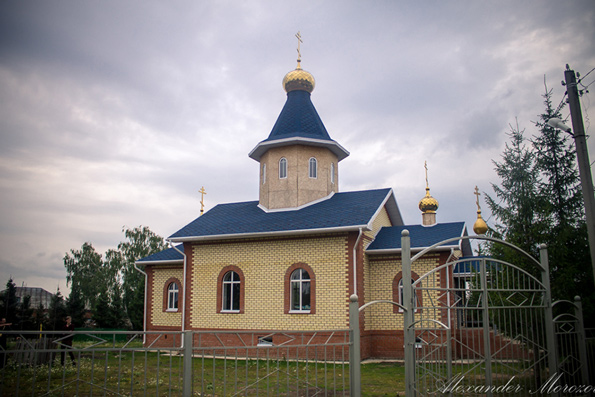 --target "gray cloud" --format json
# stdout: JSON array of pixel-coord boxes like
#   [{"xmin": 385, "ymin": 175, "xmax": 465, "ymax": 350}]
[{"xmin": 0, "ymin": 0, "xmax": 593, "ymax": 293}]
